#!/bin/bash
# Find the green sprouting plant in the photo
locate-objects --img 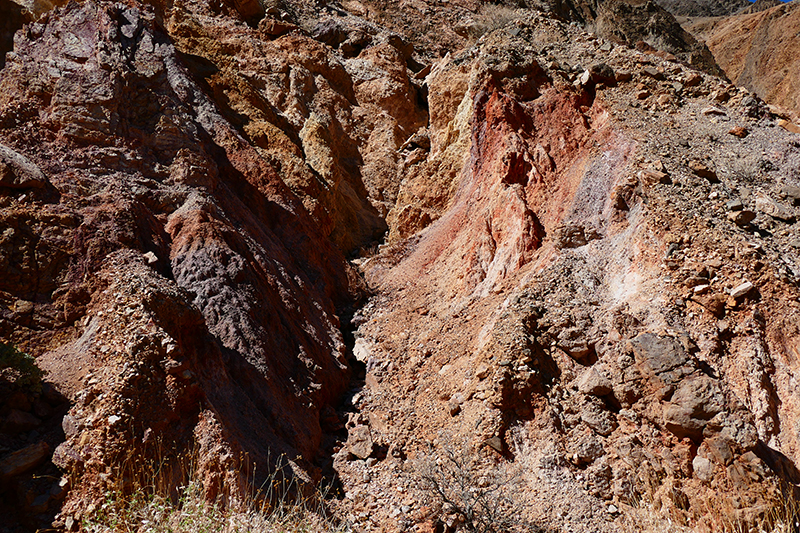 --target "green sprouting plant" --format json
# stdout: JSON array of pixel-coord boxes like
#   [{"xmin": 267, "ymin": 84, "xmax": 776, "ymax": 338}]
[{"xmin": 0, "ymin": 341, "xmax": 44, "ymax": 390}]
